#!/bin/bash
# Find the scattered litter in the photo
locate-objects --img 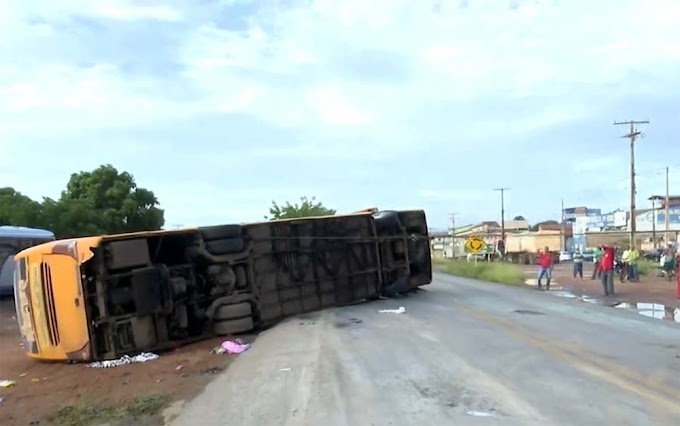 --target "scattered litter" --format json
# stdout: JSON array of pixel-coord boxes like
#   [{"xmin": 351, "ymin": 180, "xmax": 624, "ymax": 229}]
[
  {"xmin": 0, "ymin": 380, "xmax": 16, "ymax": 388},
  {"xmin": 18, "ymin": 373, "xmax": 27, "ymax": 378},
  {"xmin": 87, "ymin": 352, "xmax": 160, "ymax": 368},
  {"xmin": 280, "ymin": 368, "xmax": 292, "ymax": 372},
  {"xmin": 221, "ymin": 340, "xmax": 251, "ymax": 354},
  {"xmin": 379, "ymin": 306, "xmax": 406, "ymax": 314},
  {"xmin": 212, "ymin": 338, "xmax": 250, "ymax": 355},
  {"xmin": 0, "ymin": 397, "xmax": 4, "ymax": 404},
  {"xmin": 211, "ymin": 346, "xmax": 226, "ymax": 355},
  {"xmin": 466, "ymin": 410, "xmax": 494, "ymax": 417},
  {"xmin": 175, "ymin": 365, "xmax": 184, "ymax": 372},
  {"xmin": 31, "ymin": 378, "xmax": 40, "ymax": 383}
]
